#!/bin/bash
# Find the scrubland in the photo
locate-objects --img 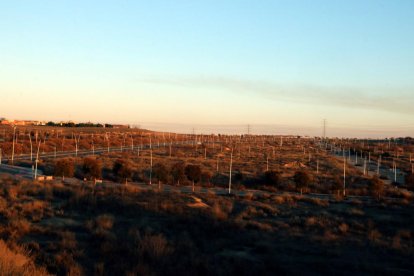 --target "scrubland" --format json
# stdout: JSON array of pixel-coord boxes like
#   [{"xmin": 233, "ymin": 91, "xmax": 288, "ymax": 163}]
[
  {"xmin": 1, "ymin": 127, "xmax": 414, "ymax": 275},
  {"xmin": 0, "ymin": 174, "xmax": 412, "ymax": 275}
]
